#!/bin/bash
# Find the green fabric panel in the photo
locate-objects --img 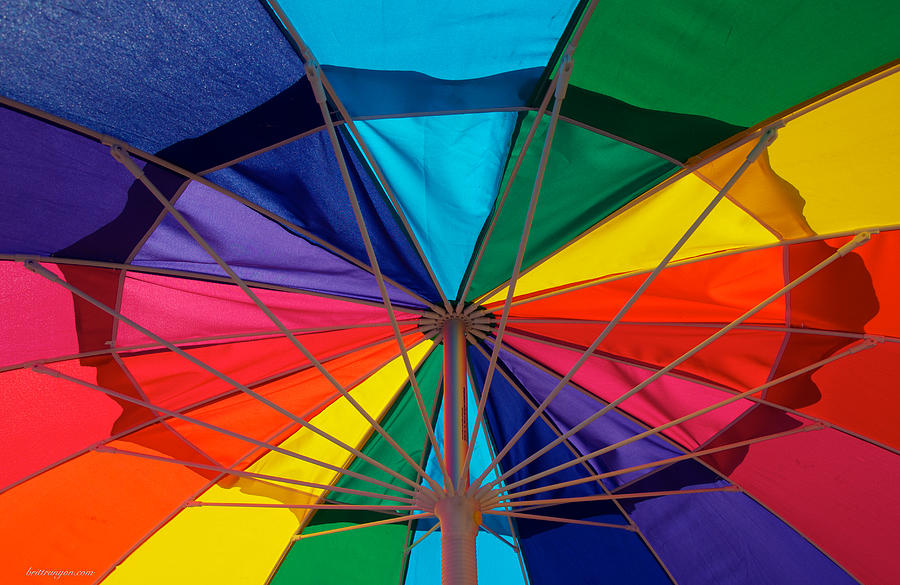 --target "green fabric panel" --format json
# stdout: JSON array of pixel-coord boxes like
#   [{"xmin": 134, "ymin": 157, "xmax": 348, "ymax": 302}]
[
  {"xmin": 272, "ymin": 512, "xmax": 408, "ymax": 585},
  {"xmin": 466, "ymin": 114, "xmax": 675, "ymax": 300},
  {"xmin": 561, "ymin": 85, "xmax": 746, "ymax": 162},
  {"xmin": 570, "ymin": 0, "xmax": 900, "ymax": 127},
  {"xmin": 327, "ymin": 346, "xmax": 443, "ymax": 505}
]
